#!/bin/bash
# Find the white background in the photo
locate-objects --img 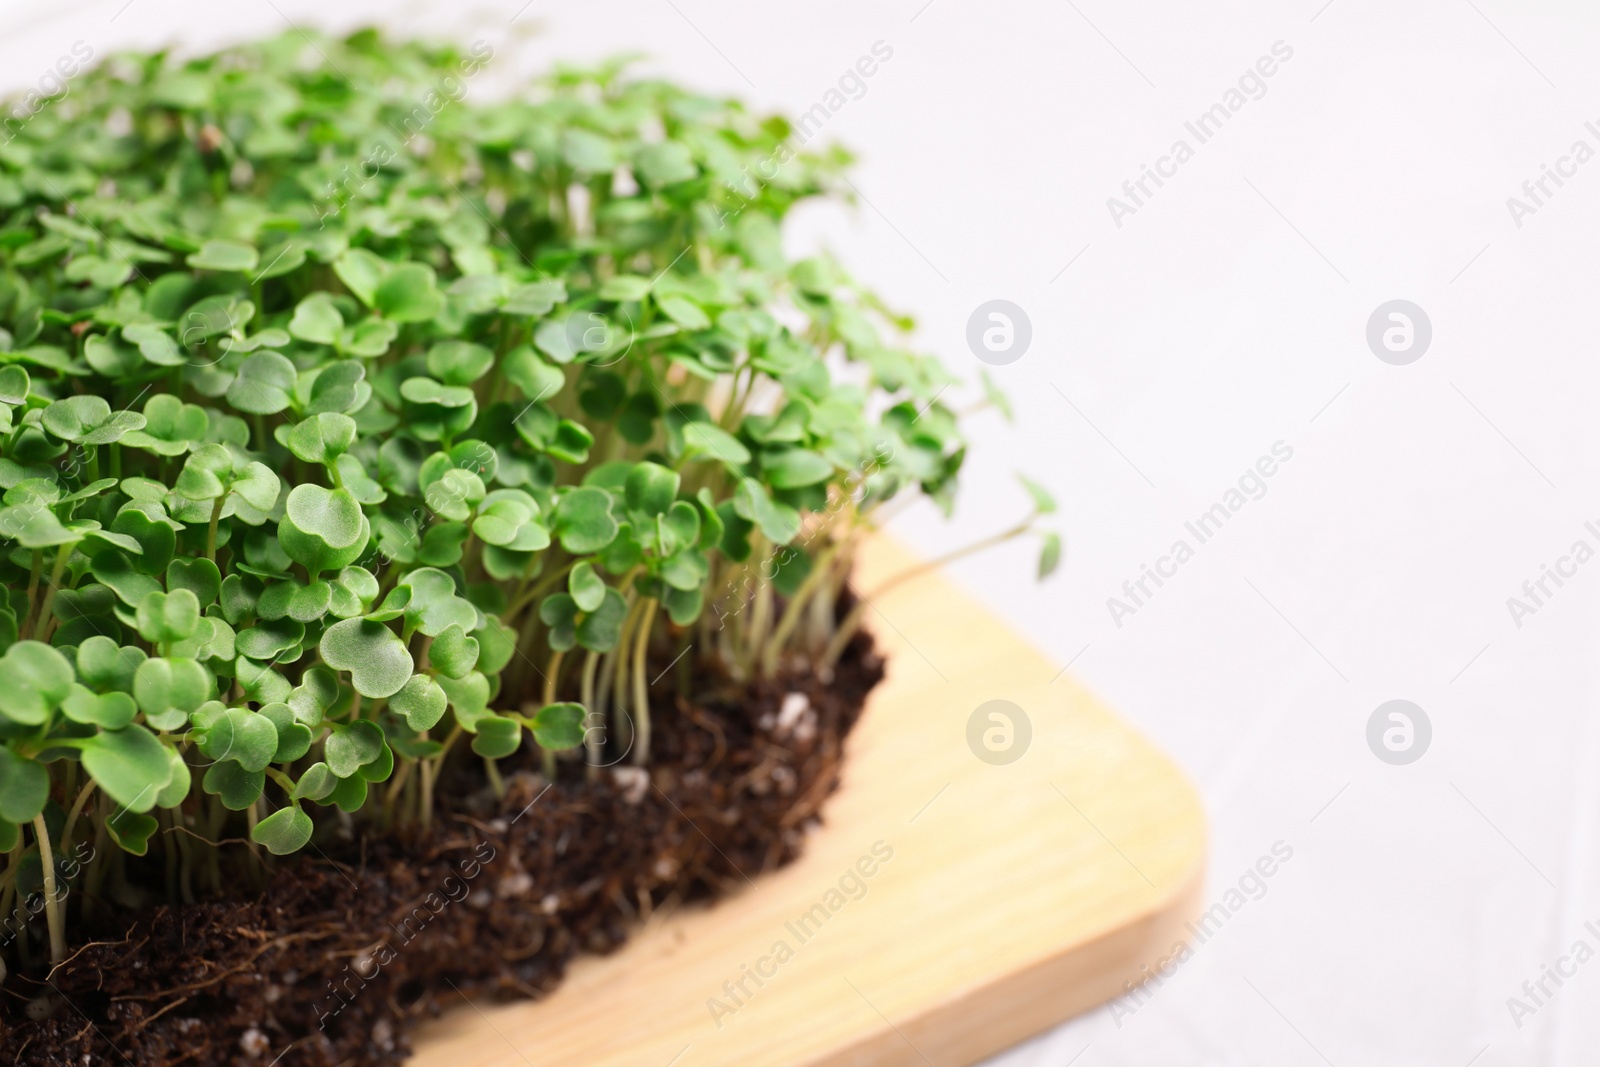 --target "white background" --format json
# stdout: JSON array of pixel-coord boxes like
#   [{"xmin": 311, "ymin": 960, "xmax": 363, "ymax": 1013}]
[{"xmin": 3, "ymin": 1, "xmax": 1599, "ymax": 1064}]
